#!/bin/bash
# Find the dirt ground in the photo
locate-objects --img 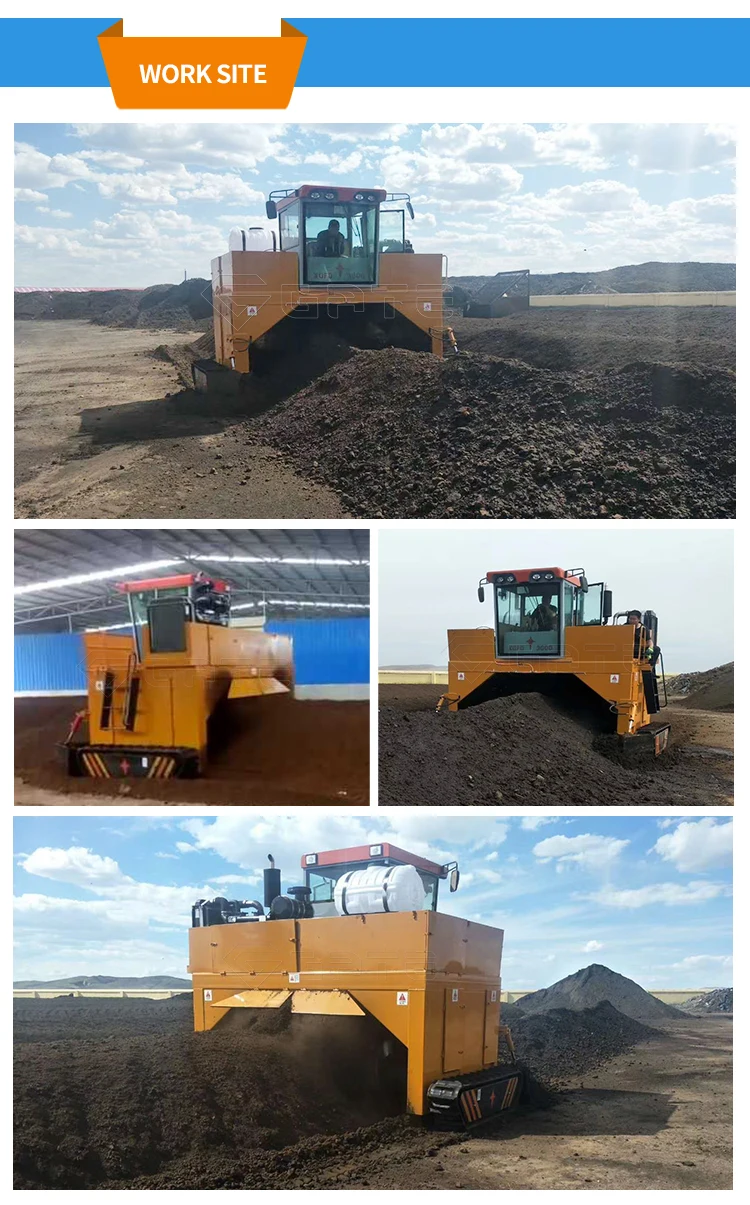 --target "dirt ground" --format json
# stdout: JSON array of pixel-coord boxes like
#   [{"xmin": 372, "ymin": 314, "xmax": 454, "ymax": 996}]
[
  {"xmin": 14, "ymin": 321, "xmax": 347, "ymax": 519},
  {"xmin": 15, "ymin": 307, "xmax": 735, "ymax": 520},
  {"xmin": 14, "ymin": 694, "xmax": 369, "ymax": 806},
  {"xmin": 378, "ymin": 686, "xmax": 733, "ymax": 806},
  {"xmin": 13, "ymin": 995, "xmax": 731, "ymax": 1190}
]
